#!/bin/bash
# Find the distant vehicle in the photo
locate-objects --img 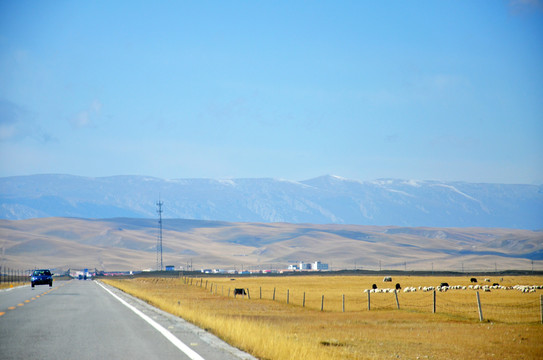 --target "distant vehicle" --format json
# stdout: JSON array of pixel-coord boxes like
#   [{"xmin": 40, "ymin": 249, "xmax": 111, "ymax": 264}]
[
  {"xmin": 77, "ymin": 268, "xmax": 91, "ymax": 280},
  {"xmin": 31, "ymin": 269, "xmax": 53, "ymax": 288}
]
